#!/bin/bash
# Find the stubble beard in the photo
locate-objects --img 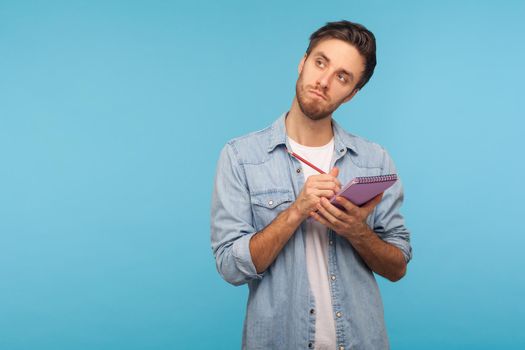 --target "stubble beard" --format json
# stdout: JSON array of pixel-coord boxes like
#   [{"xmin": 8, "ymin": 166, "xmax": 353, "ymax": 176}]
[{"xmin": 295, "ymin": 75, "xmax": 338, "ymax": 121}]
